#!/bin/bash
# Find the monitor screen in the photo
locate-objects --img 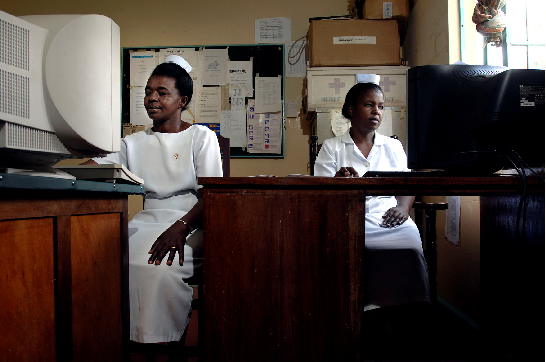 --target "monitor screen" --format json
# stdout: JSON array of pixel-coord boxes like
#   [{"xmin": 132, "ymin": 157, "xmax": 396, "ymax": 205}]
[
  {"xmin": 407, "ymin": 65, "xmax": 545, "ymax": 175},
  {"xmin": 0, "ymin": 10, "xmax": 120, "ymax": 172}
]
